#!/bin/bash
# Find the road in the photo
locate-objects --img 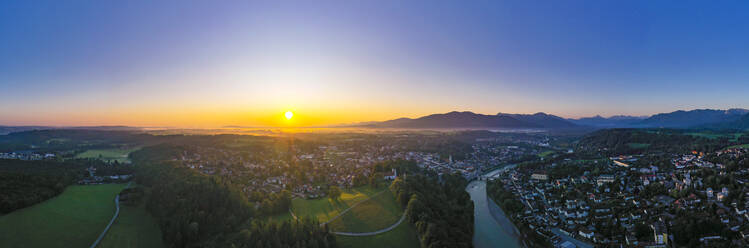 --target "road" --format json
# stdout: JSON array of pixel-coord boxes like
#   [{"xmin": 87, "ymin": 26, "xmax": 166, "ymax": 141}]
[{"xmin": 90, "ymin": 181, "xmax": 132, "ymax": 248}]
